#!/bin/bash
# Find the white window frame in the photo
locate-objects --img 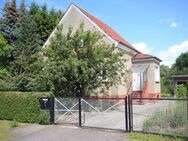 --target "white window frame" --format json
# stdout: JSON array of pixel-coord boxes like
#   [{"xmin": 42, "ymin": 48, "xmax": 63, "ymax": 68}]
[{"xmin": 155, "ymin": 66, "xmax": 160, "ymax": 82}]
